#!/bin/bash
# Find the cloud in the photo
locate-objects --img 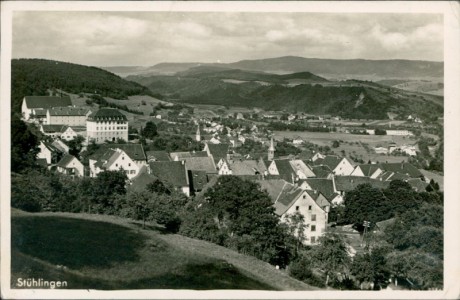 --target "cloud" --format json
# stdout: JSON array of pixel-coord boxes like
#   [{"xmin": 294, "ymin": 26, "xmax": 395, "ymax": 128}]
[{"xmin": 12, "ymin": 11, "xmax": 443, "ymax": 66}]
